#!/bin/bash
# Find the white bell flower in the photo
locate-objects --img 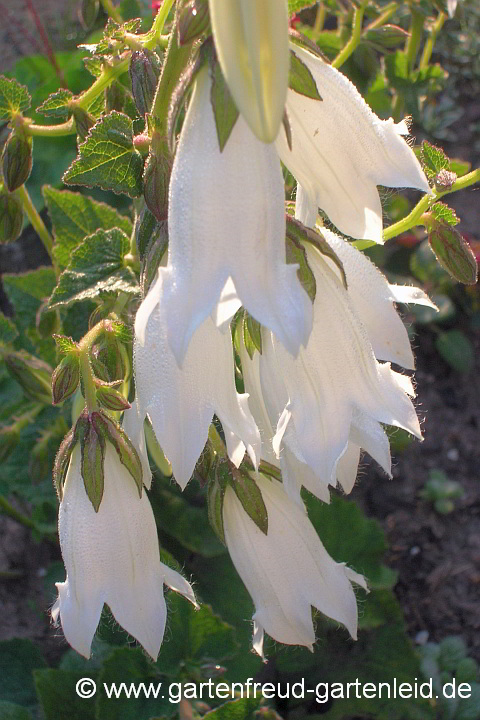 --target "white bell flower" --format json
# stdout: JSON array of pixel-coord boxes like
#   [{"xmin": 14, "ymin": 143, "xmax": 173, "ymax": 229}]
[
  {"xmin": 276, "ymin": 45, "xmax": 431, "ymax": 242},
  {"xmin": 134, "ymin": 270, "xmax": 261, "ymax": 490},
  {"xmin": 223, "ymin": 474, "xmax": 366, "ymax": 656},
  {"xmin": 269, "ymin": 243, "xmax": 422, "ymax": 487},
  {"xmin": 52, "ymin": 444, "xmax": 197, "ymax": 660},
  {"xmin": 162, "ymin": 66, "xmax": 312, "ymax": 365},
  {"xmin": 208, "ymin": 0, "xmax": 289, "ymax": 143}
]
